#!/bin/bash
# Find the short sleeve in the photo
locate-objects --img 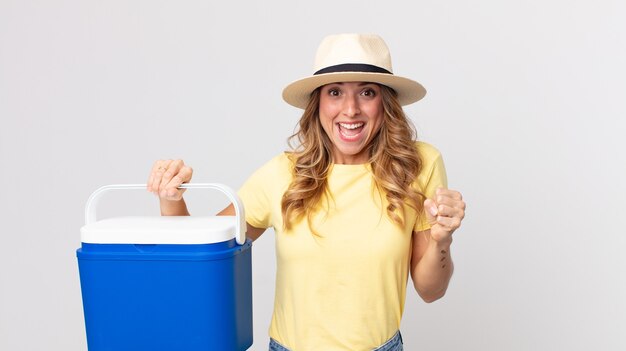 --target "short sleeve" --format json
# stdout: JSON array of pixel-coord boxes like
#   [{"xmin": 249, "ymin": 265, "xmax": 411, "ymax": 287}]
[
  {"xmin": 237, "ymin": 153, "xmax": 290, "ymax": 229},
  {"xmin": 413, "ymin": 142, "xmax": 448, "ymax": 232},
  {"xmin": 238, "ymin": 167, "xmax": 272, "ymax": 229}
]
